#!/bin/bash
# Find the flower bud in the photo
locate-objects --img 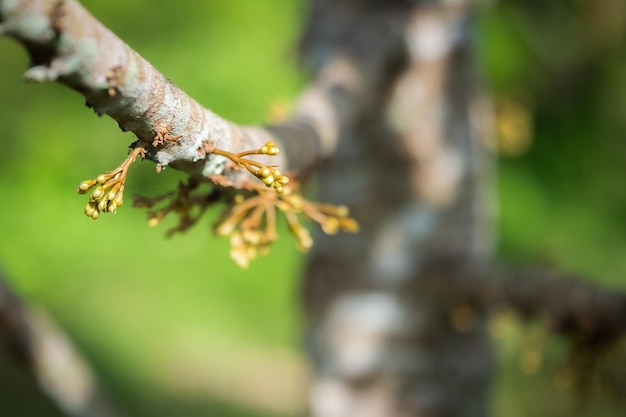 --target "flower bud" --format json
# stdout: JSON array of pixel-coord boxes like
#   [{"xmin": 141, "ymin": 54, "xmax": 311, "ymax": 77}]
[
  {"xmin": 261, "ymin": 175, "xmax": 275, "ymax": 186},
  {"xmin": 77, "ymin": 180, "xmax": 95, "ymax": 193},
  {"xmin": 340, "ymin": 218, "xmax": 360, "ymax": 233},
  {"xmin": 321, "ymin": 217, "xmax": 340, "ymax": 235},
  {"xmin": 258, "ymin": 167, "xmax": 272, "ymax": 178},
  {"xmin": 98, "ymin": 199, "xmax": 108, "ymax": 211}
]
